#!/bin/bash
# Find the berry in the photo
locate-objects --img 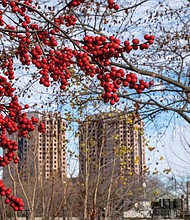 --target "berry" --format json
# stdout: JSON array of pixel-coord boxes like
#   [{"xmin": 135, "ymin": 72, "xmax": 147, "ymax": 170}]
[
  {"xmin": 114, "ymin": 4, "xmax": 120, "ymax": 10},
  {"xmin": 149, "ymin": 81, "xmax": 154, "ymax": 86},
  {"xmin": 132, "ymin": 38, "xmax": 139, "ymax": 45}
]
